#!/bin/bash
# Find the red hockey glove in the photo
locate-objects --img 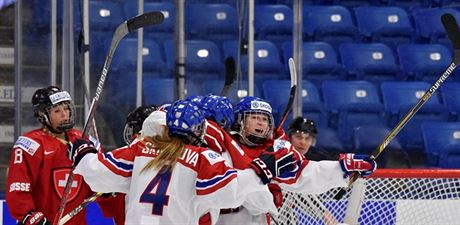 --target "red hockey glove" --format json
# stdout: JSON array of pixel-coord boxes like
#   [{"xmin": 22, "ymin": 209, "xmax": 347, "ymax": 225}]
[
  {"xmin": 249, "ymin": 148, "xmax": 296, "ymax": 184},
  {"xmin": 19, "ymin": 211, "xmax": 50, "ymax": 225},
  {"xmin": 67, "ymin": 138, "xmax": 97, "ymax": 166},
  {"xmin": 339, "ymin": 153, "xmax": 377, "ymax": 178}
]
